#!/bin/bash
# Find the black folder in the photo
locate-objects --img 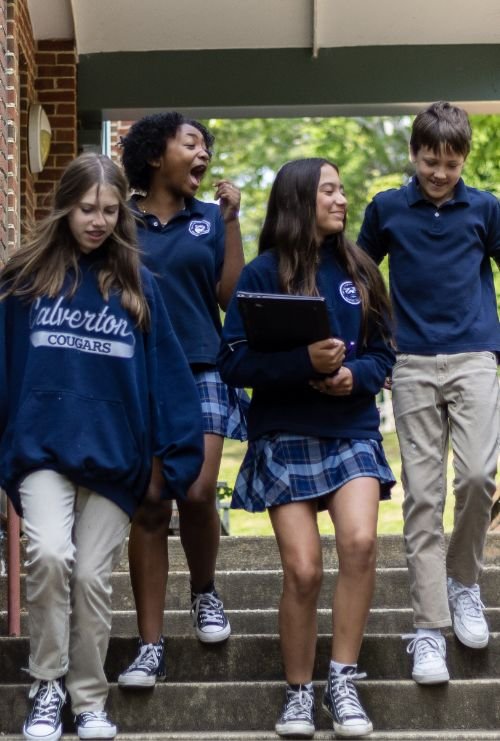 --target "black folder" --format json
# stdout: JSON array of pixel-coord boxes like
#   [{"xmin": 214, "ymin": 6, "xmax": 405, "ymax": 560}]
[{"xmin": 236, "ymin": 291, "xmax": 331, "ymax": 352}]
